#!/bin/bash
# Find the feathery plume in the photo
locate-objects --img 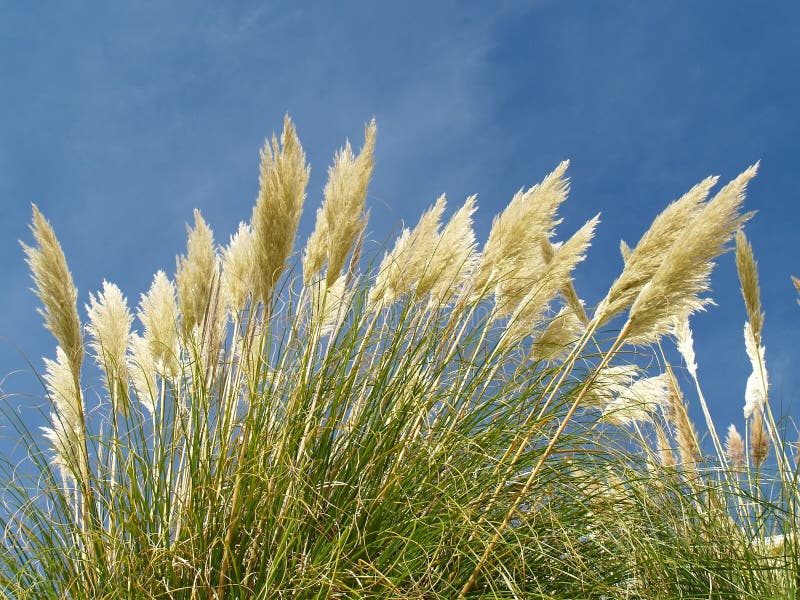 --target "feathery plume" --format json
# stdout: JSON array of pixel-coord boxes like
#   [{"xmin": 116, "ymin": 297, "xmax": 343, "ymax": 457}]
[
  {"xmin": 539, "ymin": 237, "xmax": 589, "ymax": 324},
  {"xmin": 601, "ymin": 372, "xmax": 670, "ymax": 427},
  {"xmin": 530, "ymin": 306, "xmax": 584, "ymax": 363},
  {"xmin": 501, "ymin": 215, "xmax": 598, "ymax": 349},
  {"xmin": 368, "ymin": 195, "xmax": 446, "ymax": 307},
  {"xmin": 743, "ymin": 321, "xmax": 768, "ymax": 419},
  {"xmin": 598, "ymin": 177, "xmax": 718, "ymax": 325},
  {"xmin": 176, "ymin": 210, "xmax": 217, "ymax": 335},
  {"xmin": 584, "ymin": 365, "xmax": 640, "ymax": 408},
  {"xmin": 221, "ymin": 222, "xmax": 256, "ymax": 315},
  {"xmin": 666, "ymin": 376, "xmax": 701, "ymax": 467},
  {"xmin": 474, "ymin": 161, "xmax": 570, "ymax": 315},
  {"xmin": 139, "ymin": 270, "xmax": 180, "ymax": 377},
  {"xmin": 43, "ymin": 346, "xmax": 83, "ymax": 445},
  {"xmin": 251, "ymin": 115, "xmax": 310, "ymax": 303},
  {"xmin": 42, "ymin": 347, "xmax": 85, "ymax": 479},
  {"xmin": 672, "ymin": 316, "xmax": 697, "ymax": 378},
  {"xmin": 128, "ymin": 333, "xmax": 158, "ymax": 418},
  {"xmin": 735, "ymin": 230, "xmax": 764, "ymax": 341},
  {"xmin": 86, "ymin": 281, "xmax": 133, "ymax": 413},
  {"xmin": 624, "ymin": 165, "xmax": 757, "ymax": 344},
  {"xmin": 22, "ymin": 205, "xmax": 84, "ymax": 376},
  {"xmin": 792, "ymin": 275, "xmax": 800, "ymax": 304},
  {"xmin": 750, "ymin": 405, "xmax": 769, "ymax": 467},
  {"xmin": 321, "ymin": 119, "xmax": 376, "ymax": 286},
  {"xmin": 725, "ymin": 424, "xmax": 745, "ymax": 469},
  {"xmin": 368, "ymin": 228, "xmax": 410, "ymax": 308},
  {"xmin": 421, "ymin": 195, "xmax": 479, "ymax": 306},
  {"xmin": 41, "ymin": 420, "xmax": 77, "ymax": 485},
  {"xmin": 194, "ymin": 267, "xmax": 227, "ymax": 382},
  {"xmin": 619, "ymin": 240, "xmax": 632, "ymax": 263}
]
